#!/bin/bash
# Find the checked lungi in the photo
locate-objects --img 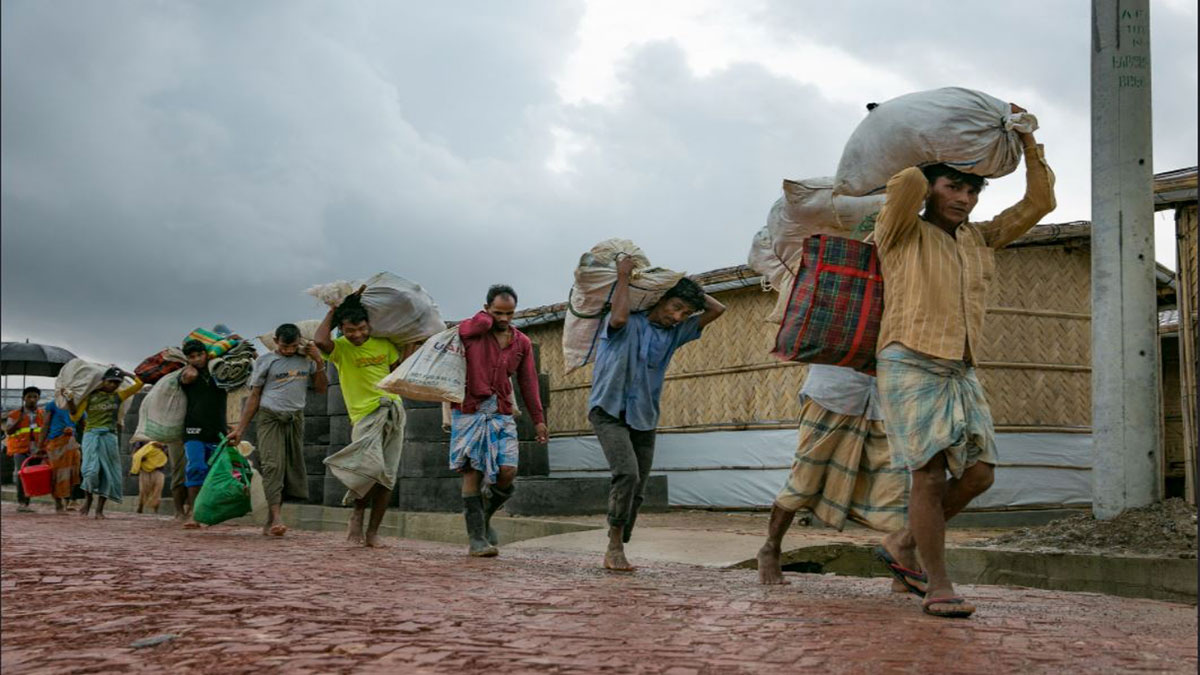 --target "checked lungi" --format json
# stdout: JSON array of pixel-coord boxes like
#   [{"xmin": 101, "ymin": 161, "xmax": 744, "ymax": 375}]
[
  {"xmin": 875, "ymin": 343, "xmax": 998, "ymax": 478},
  {"xmin": 449, "ymin": 396, "xmax": 518, "ymax": 486},
  {"xmin": 774, "ymin": 398, "xmax": 908, "ymax": 532}
]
